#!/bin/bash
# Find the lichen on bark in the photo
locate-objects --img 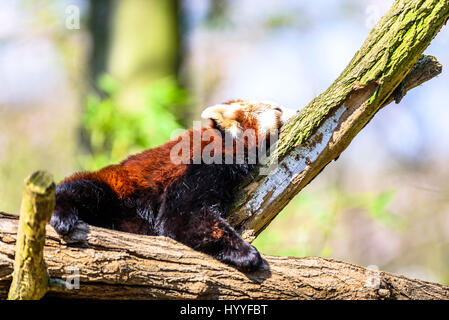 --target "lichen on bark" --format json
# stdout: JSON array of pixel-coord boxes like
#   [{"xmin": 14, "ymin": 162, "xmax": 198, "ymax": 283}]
[{"xmin": 276, "ymin": 0, "xmax": 449, "ymax": 161}]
